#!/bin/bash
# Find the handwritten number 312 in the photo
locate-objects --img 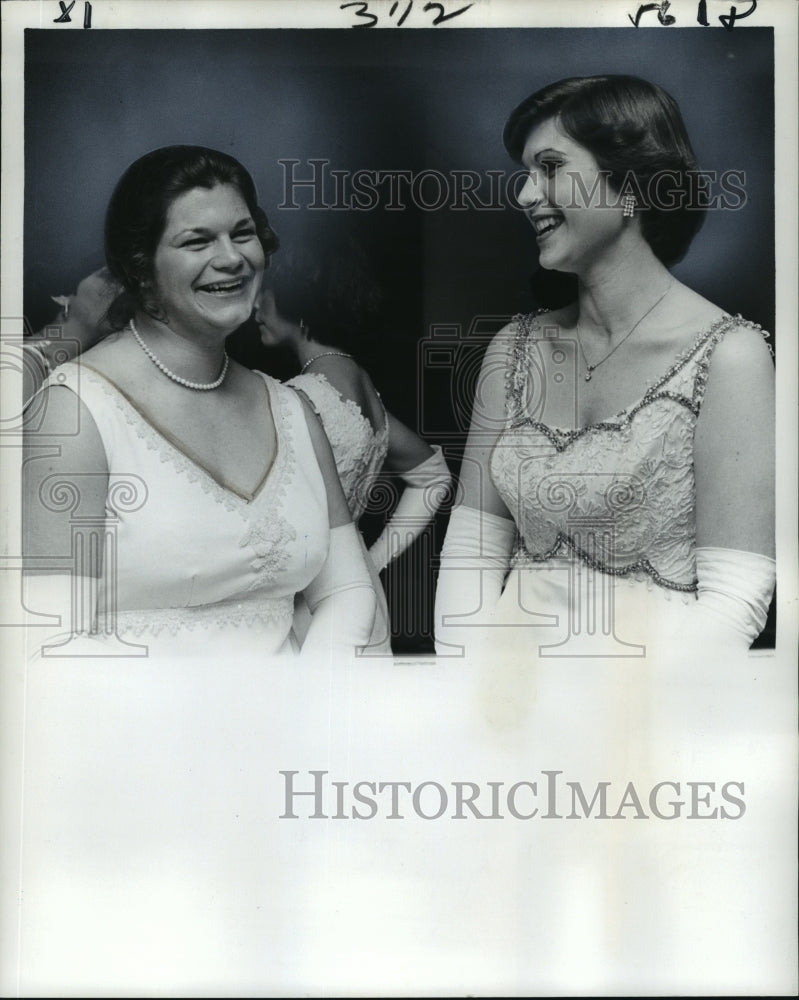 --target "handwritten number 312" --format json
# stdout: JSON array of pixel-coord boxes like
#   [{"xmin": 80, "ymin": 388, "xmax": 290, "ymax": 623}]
[{"xmin": 340, "ymin": 2, "xmax": 474, "ymax": 28}]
